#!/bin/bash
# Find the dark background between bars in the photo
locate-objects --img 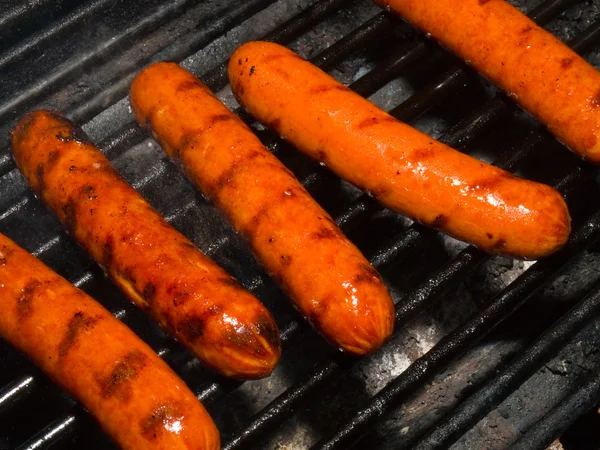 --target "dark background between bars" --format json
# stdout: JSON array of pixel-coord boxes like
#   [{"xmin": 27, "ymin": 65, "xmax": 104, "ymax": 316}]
[{"xmin": 1, "ymin": 0, "xmax": 600, "ymax": 449}]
